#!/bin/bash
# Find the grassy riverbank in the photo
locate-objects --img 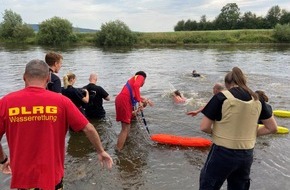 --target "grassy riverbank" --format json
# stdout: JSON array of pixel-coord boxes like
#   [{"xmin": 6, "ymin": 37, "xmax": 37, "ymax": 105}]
[
  {"xmin": 0, "ymin": 29, "xmax": 277, "ymax": 47},
  {"xmin": 73, "ymin": 29, "xmax": 275, "ymax": 47},
  {"xmin": 135, "ymin": 29, "xmax": 275, "ymax": 46}
]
